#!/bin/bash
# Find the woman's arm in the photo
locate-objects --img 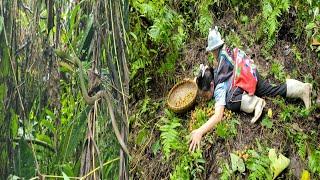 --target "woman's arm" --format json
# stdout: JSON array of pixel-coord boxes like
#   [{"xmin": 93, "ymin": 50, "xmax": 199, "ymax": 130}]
[
  {"xmin": 199, "ymin": 105, "xmax": 224, "ymax": 134},
  {"xmin": 189, "ymin": 105, "xmax": 224, "ymax": 152}
]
